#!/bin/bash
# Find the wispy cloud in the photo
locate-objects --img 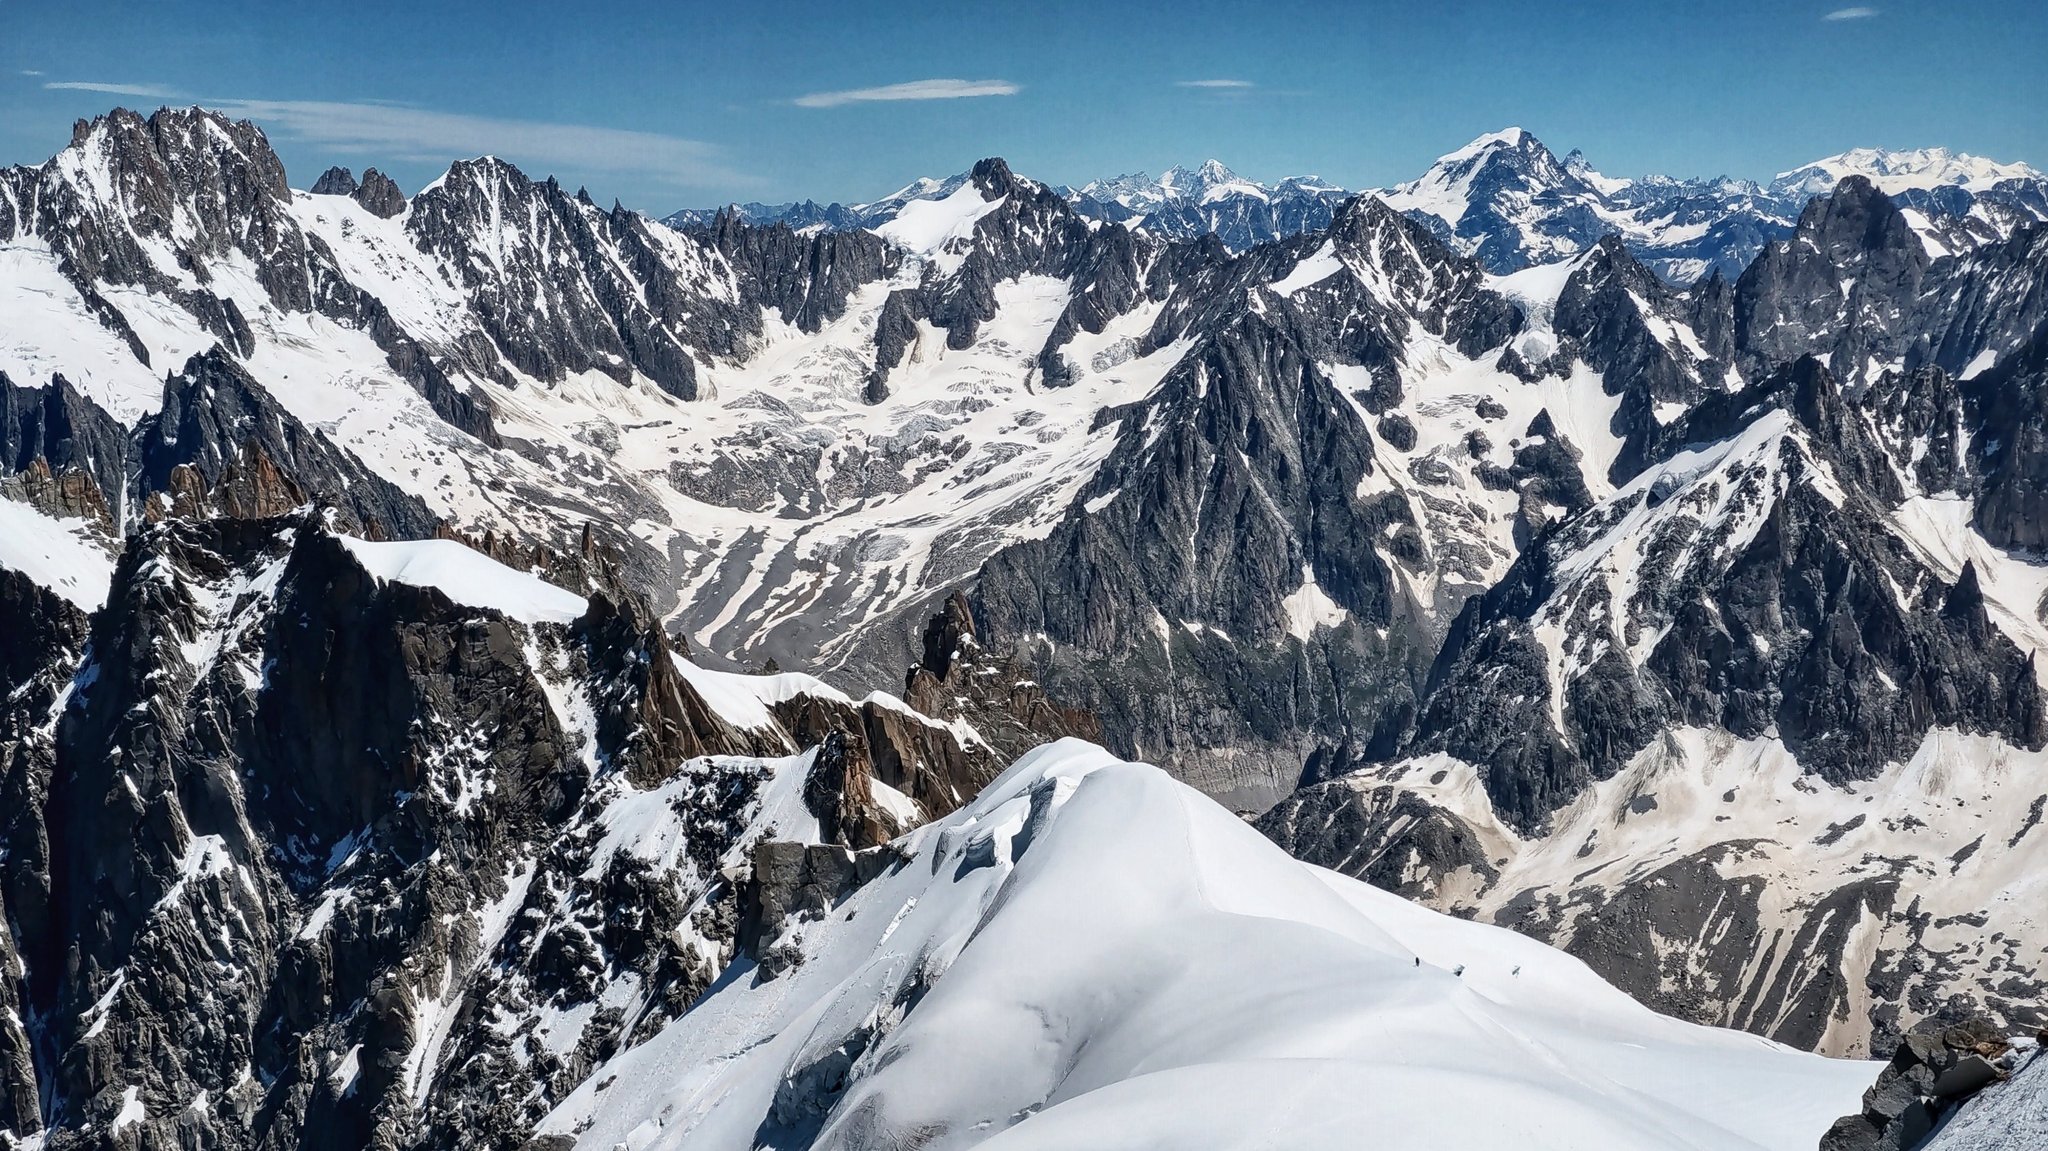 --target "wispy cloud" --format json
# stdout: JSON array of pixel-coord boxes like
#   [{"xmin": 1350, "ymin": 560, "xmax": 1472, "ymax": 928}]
[
  {"xmin": 44, "ymin": 80, "xmax": 184, "ymax": 98},
  {"xmin": 213, "ymin": 99, "xmax": 751, "ymax": 188},
  {"xmin": 37, "ymin": 81, "xmax": 749, "ymax": 189},
  {"xmin": 792, "ymin": 78, "xmax": 1019, "ymax": 108},
  {"xmin": 1822, "ymin": 6, "xmax": 1878, "ymax": 19},
  {"xmin": 1176, "ymin": 79, "xmax": 1254, "ymax": 89},
  {"xmin": 20, "ymin": 70, "xmax": 45, "ymax": 77}
]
